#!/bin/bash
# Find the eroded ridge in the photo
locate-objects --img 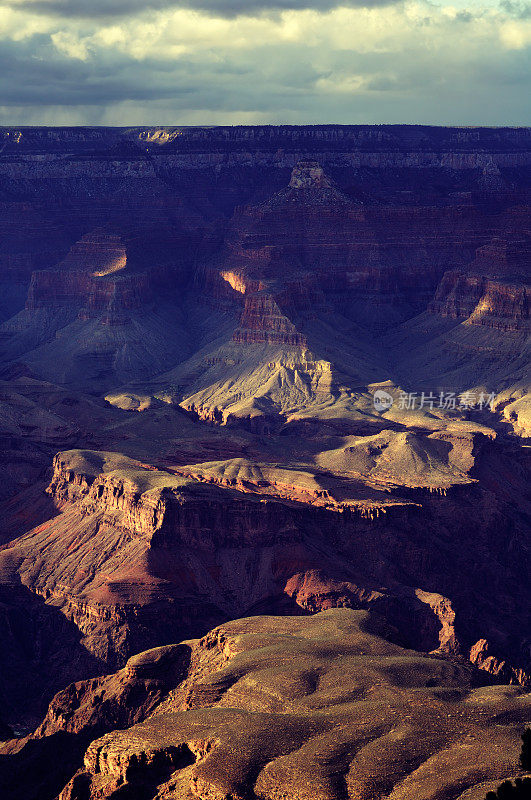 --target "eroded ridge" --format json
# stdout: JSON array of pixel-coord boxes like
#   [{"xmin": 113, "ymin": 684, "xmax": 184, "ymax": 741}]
[{"xmin": 41, "ymin": 609, "xmax": 531, "ymax": 800}]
